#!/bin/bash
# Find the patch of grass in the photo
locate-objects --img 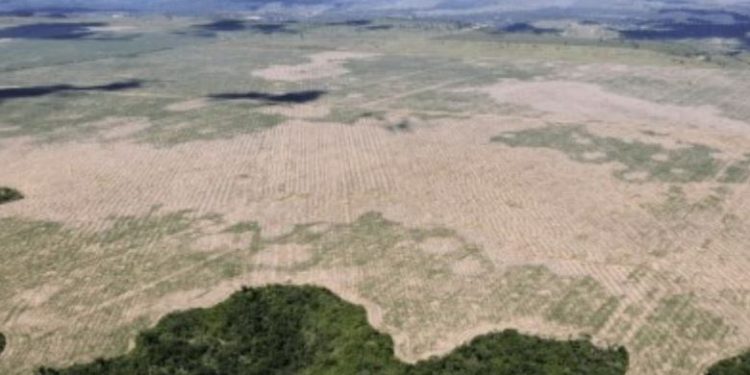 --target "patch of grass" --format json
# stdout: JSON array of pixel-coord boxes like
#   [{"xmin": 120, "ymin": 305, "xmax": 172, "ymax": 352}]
[
  {"xmin": 0, "ymin": 91, "xmax": 287, "ymax": 146},
  {"xmin": 135, "ymin": 105, "xmax": 286, "ymax": 146},
  {"xmin": 319, "ymin": 107, "xmax": 385, "ymax": 124},
  {"xmin": 545, "ymin": 277, "xmax": 620, "ymax": 331},
  {"xmin": 492, "ymin": 125, "xmax": 726, "ymax": 183},
  {"xmin": 719, "ymin": 153, "xmax": 750, "ymax": 183},
  {"xmin": 389, "ymin": 90, "xmax": 499, "ymax": 114},
  {"xmin": 595, "ymin": 71, "xmax": 750, "ymax": 125},
  {"xmin": 630, "ymin": 294, "xmax": 731, "ymax": 371},
  {"xmin": 97, "ymin": 209, "xmax": 198, "ymax": 246},
  {"xmin": 0, "ymin": 93, "xmax": 169, "ymax": 143},
  {"xmin": 0, "ymin": 187, "xmax": 23, "ymax": 204},
  {"xmin": 253, "ymin": 212, "xmax": 624, "ymax": 357},
  {"xmin": 223, "ymin": 221, "xmax": 261, "ymax": 234},
  {"xmin": 649, "ymin": 295, "xmax": 728, "ymax": 342},
  {"xmin": 37, "ymin": 285, "xmax": 629, "ymax": 375},
  {"xmin": 644, "ymin": 185, "xmax": 727, "ymax": 224}
]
